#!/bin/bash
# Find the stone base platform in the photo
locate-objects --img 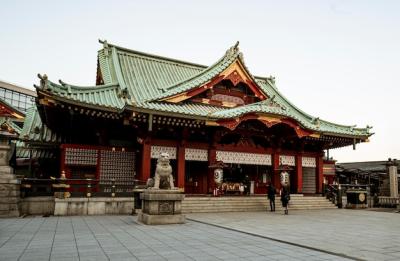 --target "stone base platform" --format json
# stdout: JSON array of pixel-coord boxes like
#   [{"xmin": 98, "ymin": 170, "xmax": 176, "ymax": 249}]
[
  {"xmin": 138, "ymin": 189, "xmax": 185, "ymax": 225},
  {"xmin": 54, "ymin": 197, "xmax": 134, "ymax": 216},
  {"xmin": 138, "ymin": 212, "xmax": 185, "ymax": 225}
]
